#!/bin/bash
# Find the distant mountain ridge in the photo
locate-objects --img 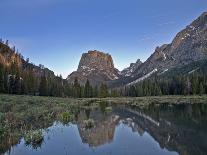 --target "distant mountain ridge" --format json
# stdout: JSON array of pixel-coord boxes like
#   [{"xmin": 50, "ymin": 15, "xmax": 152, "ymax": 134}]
[
  {"xmin": 109, "ymin": 11, "xmax": 207, "ymax": 87},
  {"xmin": 0, "ymin": 41, "xmax": 55, "ymax": 78},
  {"xmin": 1, "ymin": 12, "xmax": 207, "ymax": 90},
  {"xmin": 0, "ymin": 41, "xmax": 66, "ymax": 96},
  {"xmin": 67, "ymin": 12, "xmax": 207, "ymax": 88}
]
